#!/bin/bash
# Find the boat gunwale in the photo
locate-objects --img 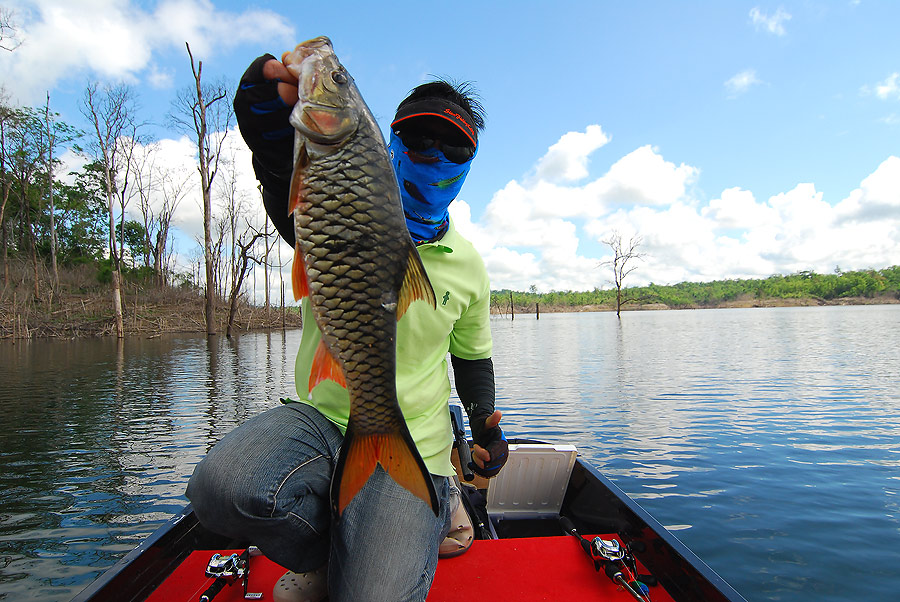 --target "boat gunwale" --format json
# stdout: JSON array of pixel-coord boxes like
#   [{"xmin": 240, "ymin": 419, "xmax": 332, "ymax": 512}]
[
  {"xmin": 71, "ymin": 445, "xmax": 747, "ymax": 602},
  {"xmin": 570, "ymin": 458, "xmax": 747, "ymax": 602}
]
